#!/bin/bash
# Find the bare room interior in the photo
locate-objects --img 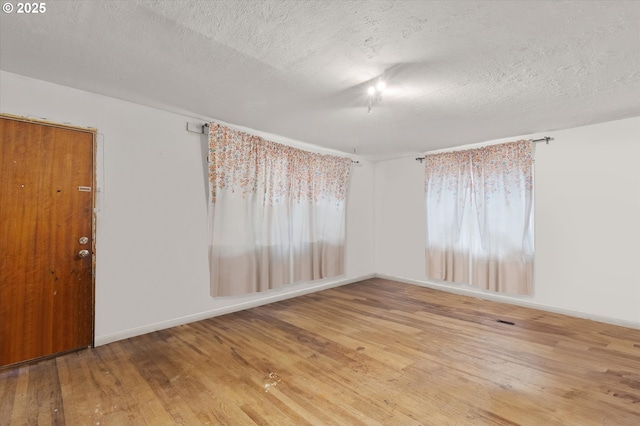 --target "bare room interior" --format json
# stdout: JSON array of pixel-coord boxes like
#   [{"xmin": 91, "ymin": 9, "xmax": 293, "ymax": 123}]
[{"xmin": 1, "ymin": 1, "xmax": 639, "ymax": 425}]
